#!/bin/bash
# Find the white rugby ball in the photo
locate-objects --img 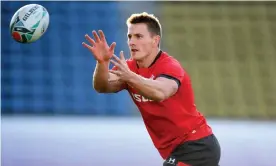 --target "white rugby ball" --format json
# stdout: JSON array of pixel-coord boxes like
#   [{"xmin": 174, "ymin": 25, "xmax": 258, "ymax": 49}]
[{"xmin": 9, "ymin": 4, "xmax": 50, "ymax": 43}]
